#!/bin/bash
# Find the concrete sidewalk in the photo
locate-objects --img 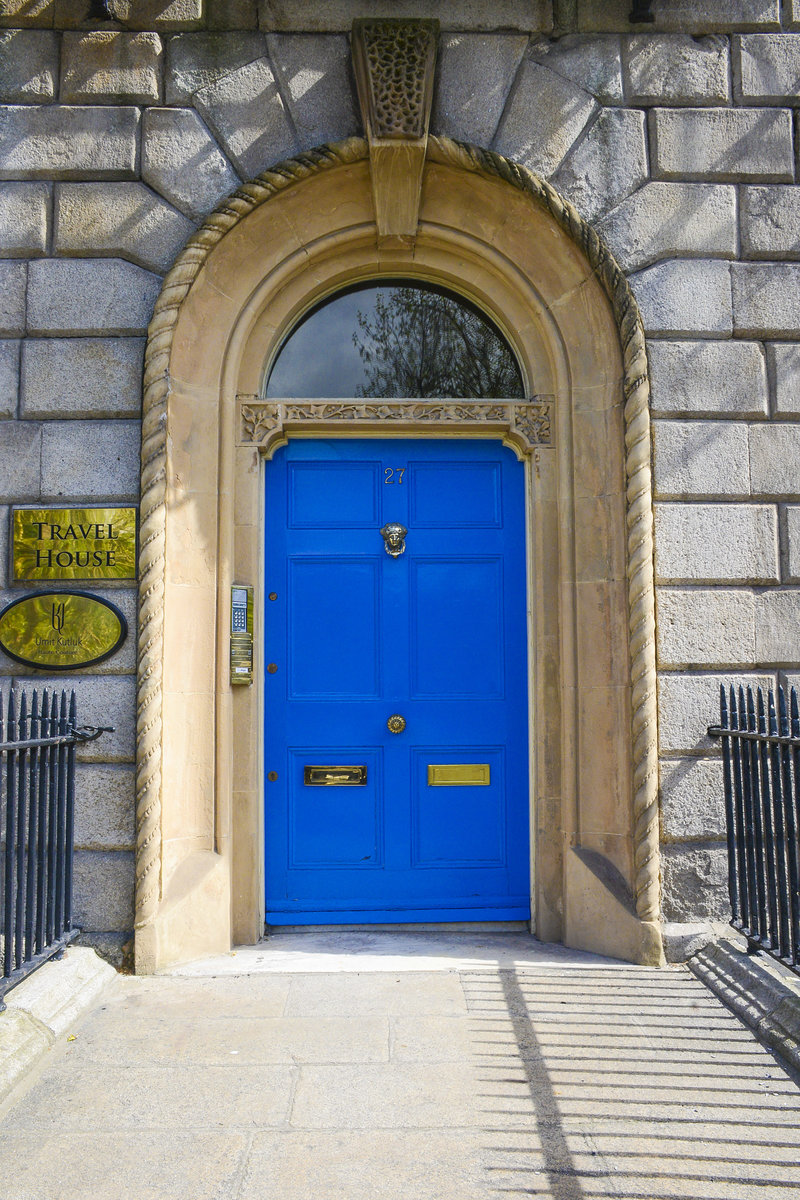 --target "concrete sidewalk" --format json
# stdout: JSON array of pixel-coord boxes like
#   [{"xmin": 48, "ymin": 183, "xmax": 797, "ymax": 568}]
[{"xmin": 0, "ymin": 933, "xmax": 799, "ymax": 1199}]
